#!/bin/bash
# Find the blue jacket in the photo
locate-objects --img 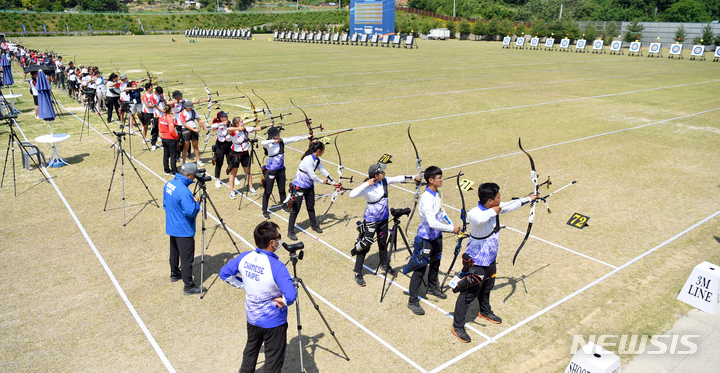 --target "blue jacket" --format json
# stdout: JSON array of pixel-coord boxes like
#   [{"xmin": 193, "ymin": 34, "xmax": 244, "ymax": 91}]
[
  {"xmin": 163, "ymin": 173, "xmax": 200, "ymax": 237},
  {"xmin": 219, "ymin": 249, "xmax": 297, "ymax": 329}
]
